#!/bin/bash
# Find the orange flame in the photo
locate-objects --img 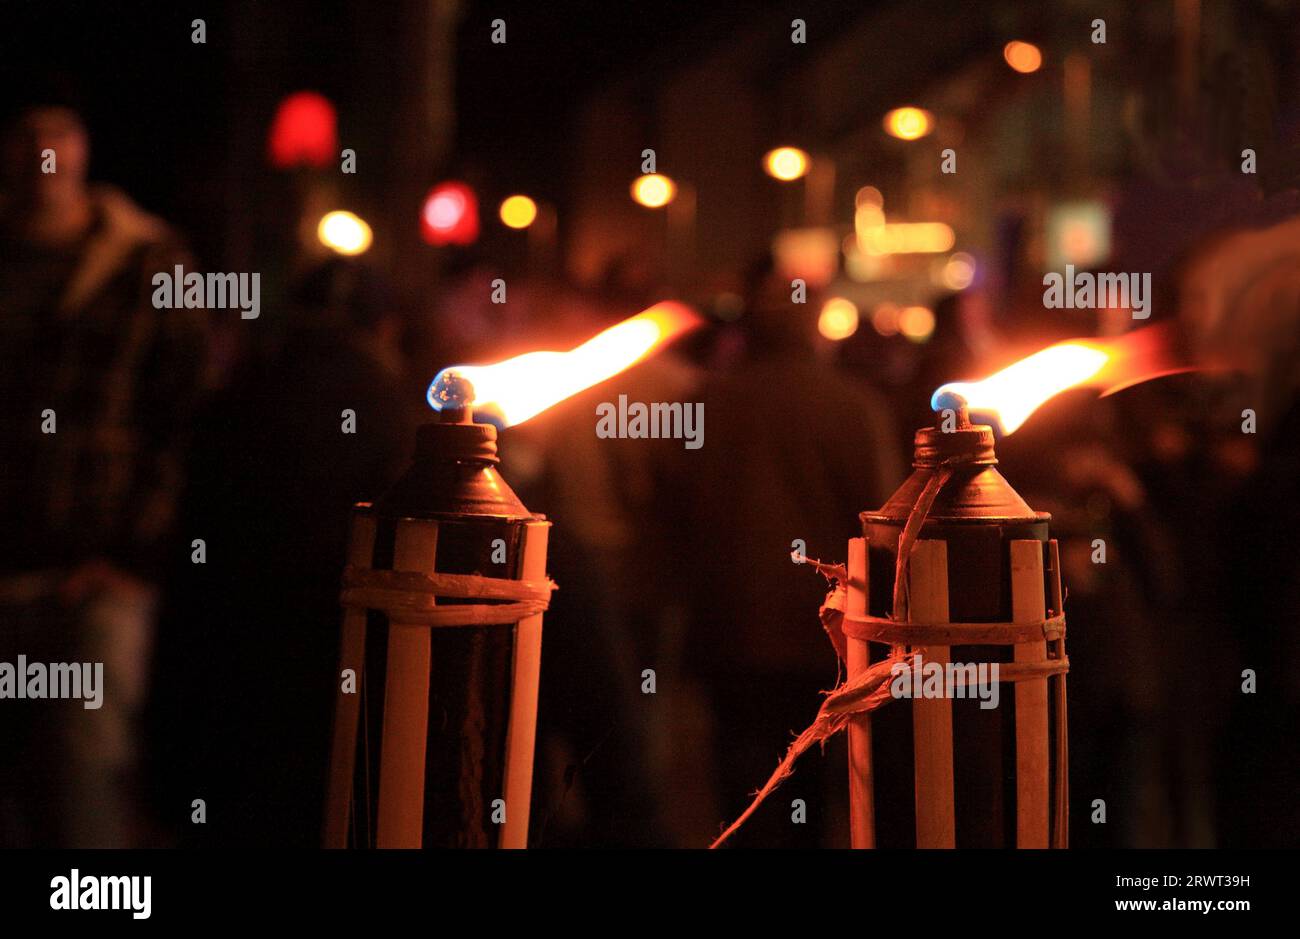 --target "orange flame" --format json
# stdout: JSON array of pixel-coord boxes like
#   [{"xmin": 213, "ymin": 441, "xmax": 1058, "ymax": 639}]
[
  {"xmin": 428, "ymin": 302, "xmax": 700, "ymax": 426},
  {"xmin": 932, "ymin": 325, "xmax": 1189, "ymax": 434}
]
